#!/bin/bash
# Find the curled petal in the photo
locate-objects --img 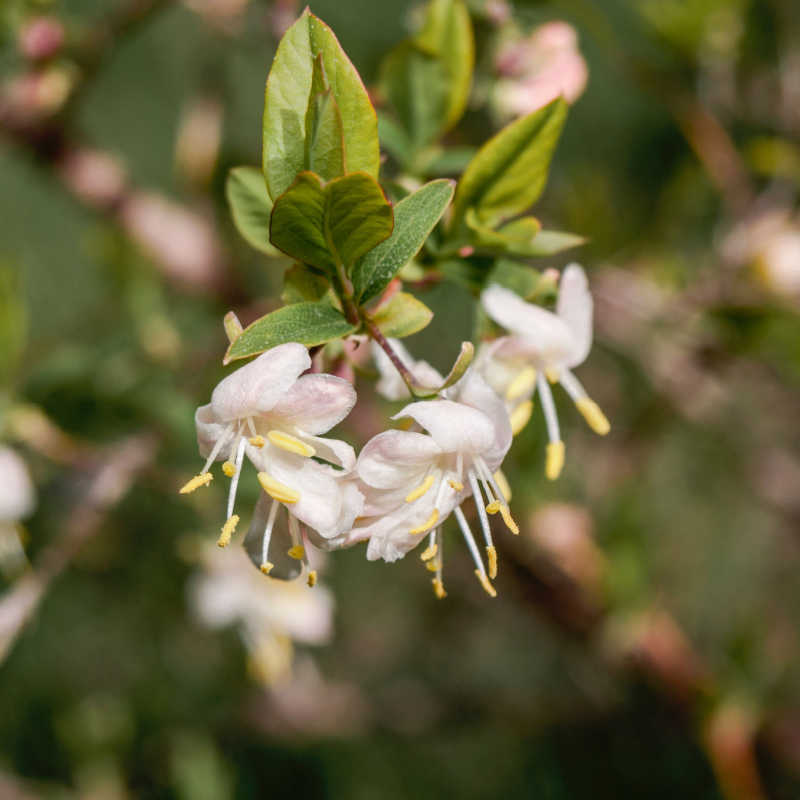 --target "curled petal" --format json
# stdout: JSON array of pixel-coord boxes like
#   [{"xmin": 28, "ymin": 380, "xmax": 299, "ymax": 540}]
[
  {"xmin": 393, "ymin": 399, "xmax": 496, "ymax": 456},
  {"xmin": 357, "ymin": 429, "xmax": 442, "ymax": 489},
  {"xmin": 372, "ymin": 340, "xmax": 443, "ymax": 401},
  {"xmin": 449, "ymin": 369, "xmax": 512, "ymax": 469},
  {"xmin": 557, "ymin": 263, "xmax": 593, "ymax": 367},
  {"xmin": 298, "ymin": 434, "xmax": 357, "ymax": 473},
  {"xmin": 481, "ymin": 284, "xmax": 575, "ymax": 366},
  {"xmin": 270, "ymin": 373, "xmax": 357, "ymax": 435},
  {"xmin": 195, "ymin": 404, "xmax": 233, "ymax": 461},
  {"xmin": 210, "ymin": 343, "xmax": 310, "ymax": 421}
]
